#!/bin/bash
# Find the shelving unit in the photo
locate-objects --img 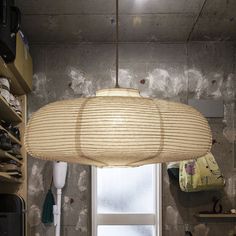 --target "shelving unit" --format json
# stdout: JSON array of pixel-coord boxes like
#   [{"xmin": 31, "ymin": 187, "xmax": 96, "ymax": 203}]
[
  {"xmin": 196, "ymin": 213, "xmax": 236, "ymax": 218},
  {"xmin": 0, "ymin": 124, "xmax": 21, "ymax": 145},
  {"xmin": 0, "ymin": 56, "xmax": 28, "ymax": 235},
  {"xmin": 0, "ymin": 149, "xmax": 22, "ymax": 164},
  {"xmin": 0, "ymin": 57, "xmax": 25, "ymax": 95},
  {"xmin": 0, "ymin": 172, "xmax": 22, "ymax": 183},
  {"xmin": 0, "ymin": 94, "xmax": 26, "ymax": 187},
  {"xmin": 0, "ymin": 95, "xmax": 22, "ymax": 123}
]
